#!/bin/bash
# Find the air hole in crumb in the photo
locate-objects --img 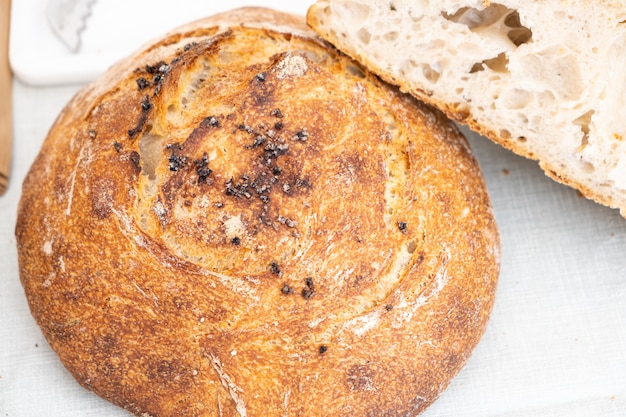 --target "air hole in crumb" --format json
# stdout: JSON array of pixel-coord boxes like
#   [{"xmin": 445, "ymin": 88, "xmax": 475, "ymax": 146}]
[
  {"xmin": 483, "ymin": 53, "xmax": 509, "ymax": 72},
  {"xmin": 499, "ymin": 129, "xmax": 512, "ymax": 139},
  {"xmin": 357, "ymin": 28, "xmax": 372, "ymax": 45},
  {"xmin": 580, "ymin": 161, "xmax": 595, "ymax": 174},
  {"xmin": 574, "ymin": 110, "xmax": 595, "ymax": 151},
  {"xmin": 469, "ymin": 62, "xmax": 484, "ymax": 73},
  {"xmin": 421, "ymin": 63, "xmax": 441, "ymax": 83},
  {"xmin": 502, "ymin": 88, "xmax": 533, "ymax": 109},
  {"xmin": 504, "ymin": 11, "xmax": 533, "ymax": 46},
  {"xmin": 471, "ymin": 53, "xmax": 509, "ymax": 74},
  {"xmin": 139, "ymin": 133, "xmax": 164, "ymax": 180},
  {"xmin": 443, "ymin": 4, "xmax": 533, "ymax": 47},
  {"xmin": 384, "ymin": 31, "xmax": 399, "ymax": 41}
]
